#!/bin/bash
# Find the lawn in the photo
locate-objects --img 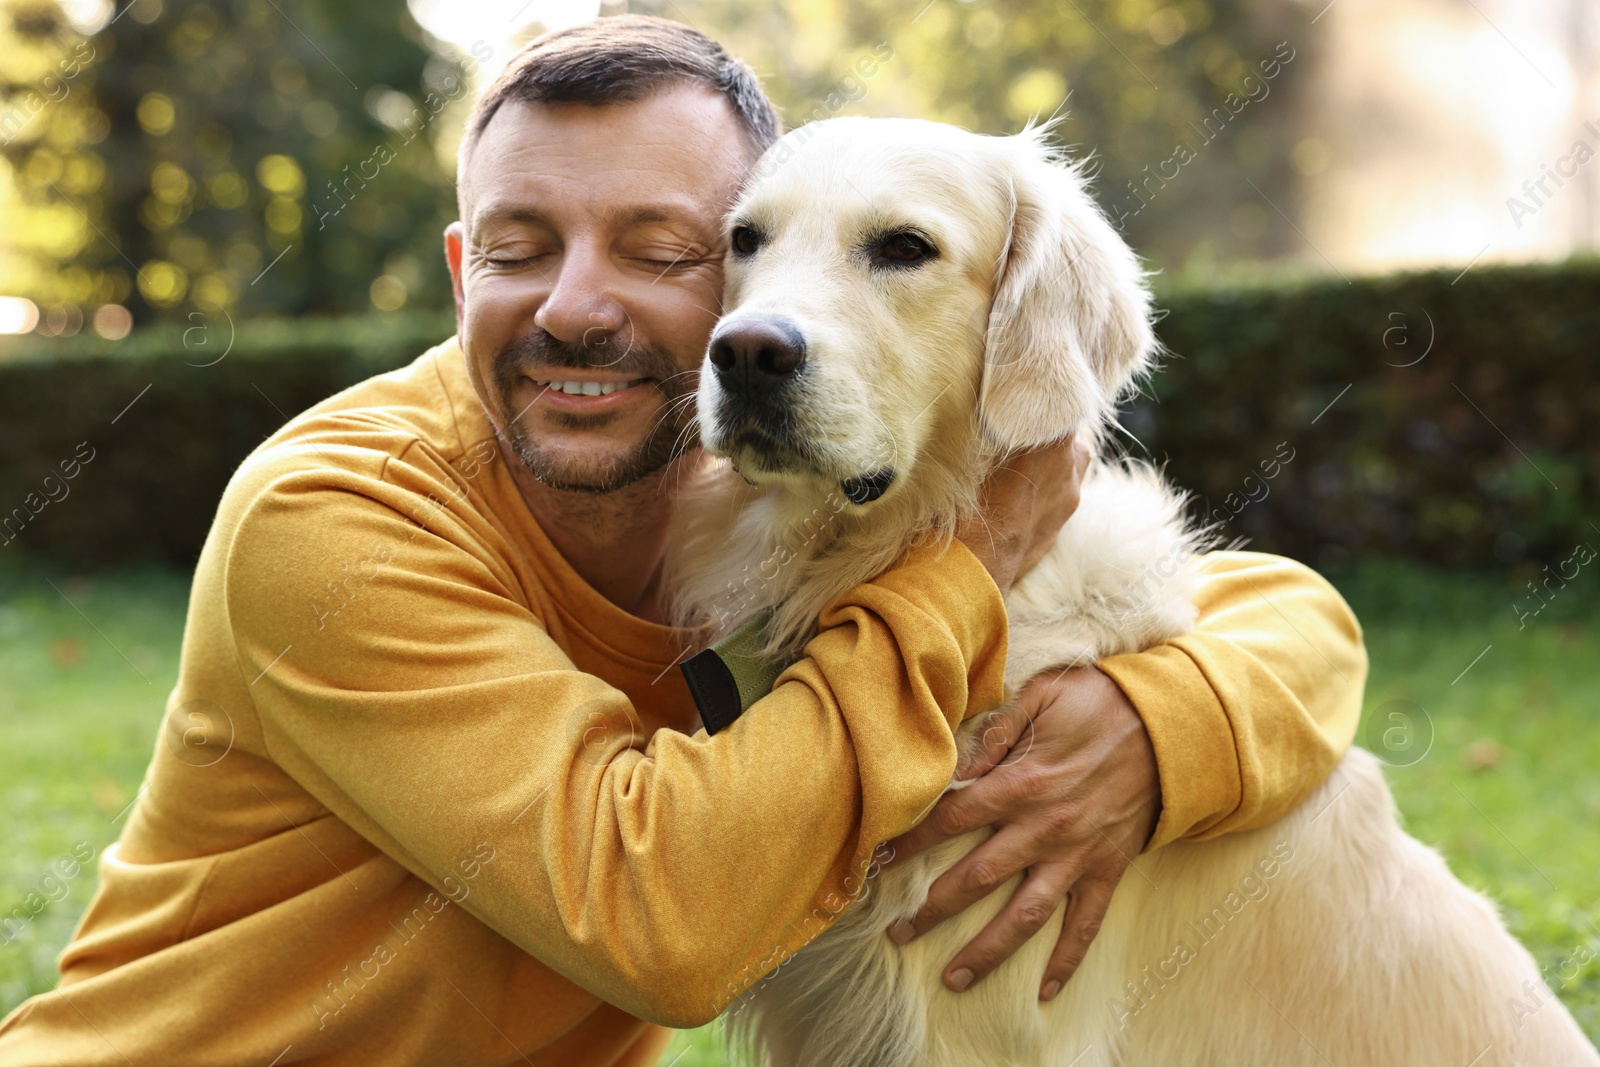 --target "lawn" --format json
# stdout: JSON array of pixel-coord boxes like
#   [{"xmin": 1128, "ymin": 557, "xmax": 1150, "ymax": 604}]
[{"xmin": 2, "ymin": 557, "xmax": 1597, "ymax": 1060}]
